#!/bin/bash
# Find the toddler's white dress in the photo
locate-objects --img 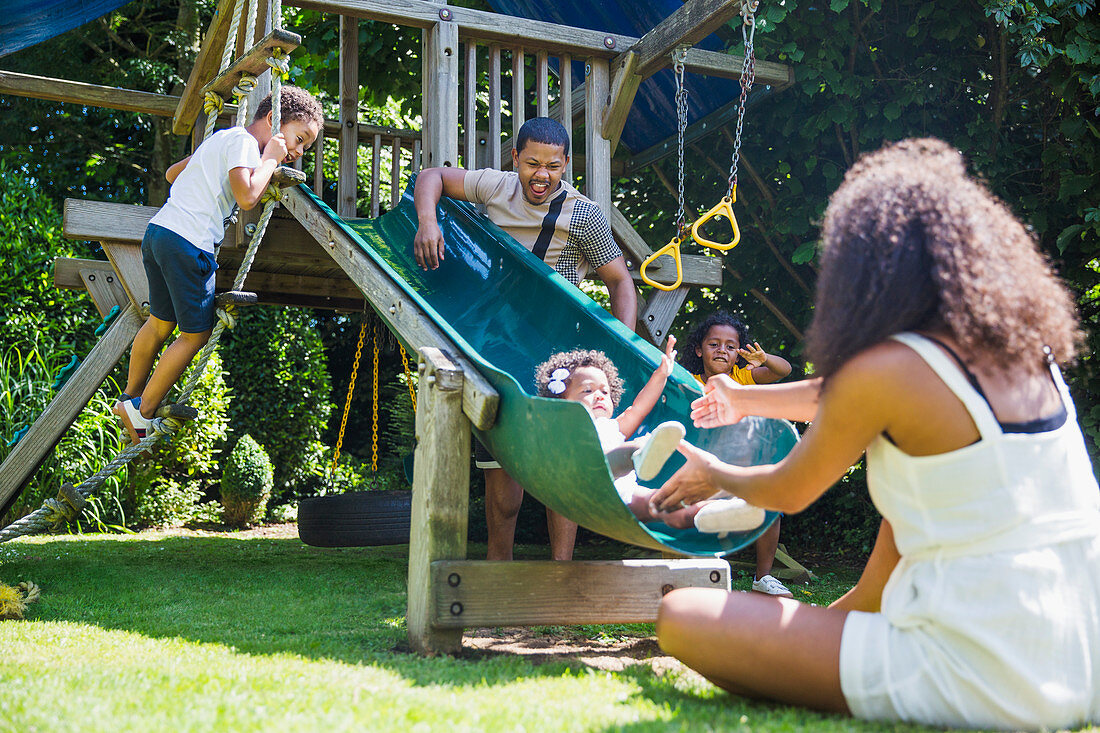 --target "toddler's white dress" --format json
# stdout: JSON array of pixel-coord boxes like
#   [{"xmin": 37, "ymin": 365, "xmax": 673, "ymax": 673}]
[
  {"xmin": 840, "ymin": 333, "xmax": 1100, "ymax": 730},
  {"xmin": 592, "ymin": 416, "xmax": 641, "ymax": 502}
]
